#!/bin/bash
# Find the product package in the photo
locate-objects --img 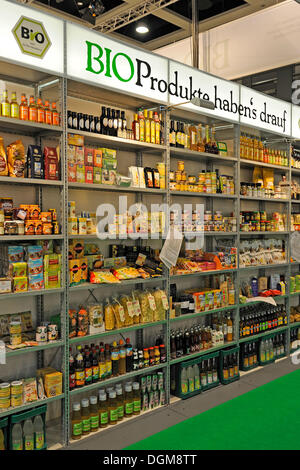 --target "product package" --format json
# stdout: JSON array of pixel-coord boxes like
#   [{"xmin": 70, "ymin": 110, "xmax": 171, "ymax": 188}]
[
  {"xmin": 44, "ymin": 146, "xmax": 59, "ymax": 180},
  {"xmin": 93, "ymin": 167, "xmax": 102, "ymax": 184},
  {"xmin": 88, "ymin": 304, "xmax": 105, "ymax": 334},
  {"xmin": 84, "ymin": 148, "xmax": 94, "ymax": 166},
  {"xmin": 7, "ymin": 140, "xmax": 25, "ymax": 177},
  {"xmin": 0, "ymin": 137, "xmax": 8, "ymax": 176},
  {"xmin": 27, "ymin": 145, "xmax": 43, "ymax": 179},
  {"xmin": 93, "ymin": 149, "xmax": 102, "ymax": 167}
]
